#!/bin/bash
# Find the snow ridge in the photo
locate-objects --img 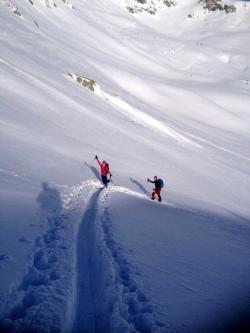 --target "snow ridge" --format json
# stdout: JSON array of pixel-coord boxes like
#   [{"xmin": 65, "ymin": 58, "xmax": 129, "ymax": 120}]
[{"xmin": 94, "ymin": 85, "xmax": 198, "ymax": 147}]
